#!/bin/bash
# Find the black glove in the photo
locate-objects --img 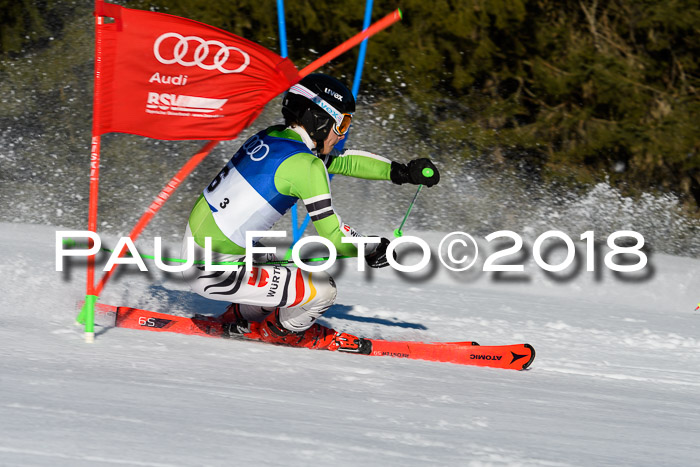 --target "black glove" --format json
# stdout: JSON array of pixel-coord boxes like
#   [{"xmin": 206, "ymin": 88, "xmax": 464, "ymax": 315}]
[
  {"xmin": 364, "ymin": 237, "xmax": 395, "ymax": 268},
  {"xmin": 390, "ymin": 158, "xmax": 440, "ymax": 187}
]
